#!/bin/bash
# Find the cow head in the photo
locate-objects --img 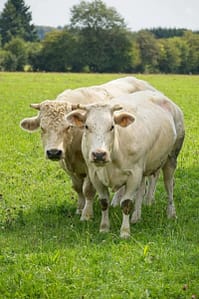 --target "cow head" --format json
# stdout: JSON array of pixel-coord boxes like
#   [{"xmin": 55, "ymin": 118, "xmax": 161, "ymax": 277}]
[
  {"xmin": 20, "ymin": 100, "xmax": 75, "ymax": 161},
  {"xmin": 66, "ymin": 103, "xmax": 135, "ymax": 166}
]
